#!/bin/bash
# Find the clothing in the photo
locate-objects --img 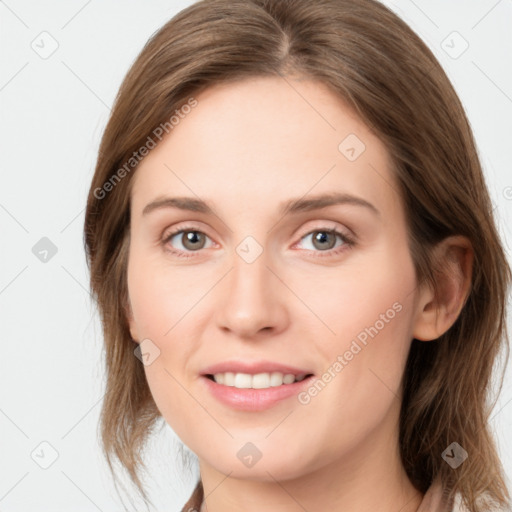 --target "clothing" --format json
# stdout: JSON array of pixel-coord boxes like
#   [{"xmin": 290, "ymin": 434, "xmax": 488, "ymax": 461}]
[{"xmin": 180, "ymin": 476, "xmax": 464, "ymax": 511}]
